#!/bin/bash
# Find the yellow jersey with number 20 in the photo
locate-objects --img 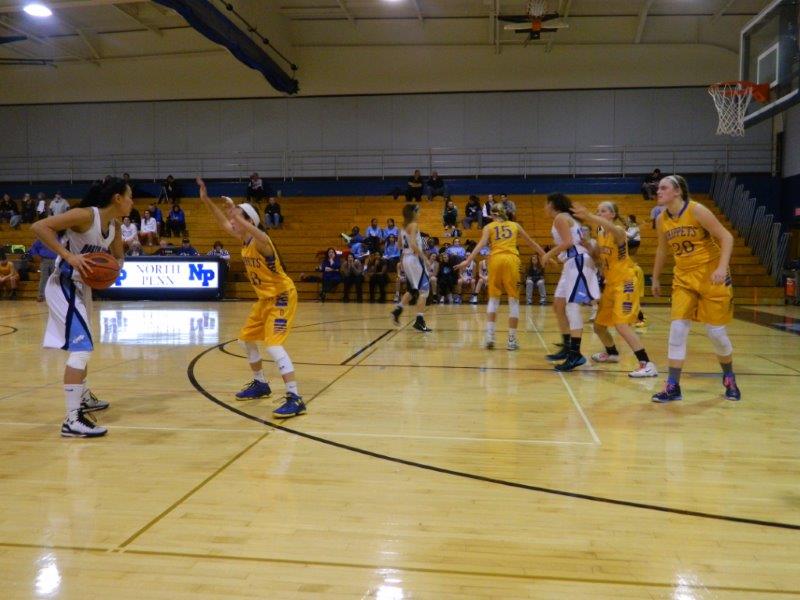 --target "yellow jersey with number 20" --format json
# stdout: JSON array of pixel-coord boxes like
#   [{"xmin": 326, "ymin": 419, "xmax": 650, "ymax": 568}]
[
  {"xmin": 241, "ymin": 237, "xmax": 295, "ymax": 299},
  {"xmin": 659, "ymin": 200, "xmax": 721, "ymax": 272},
  {"xmin": 485, "ymin": 220, "xmax": 520, "ymax": 257}
]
